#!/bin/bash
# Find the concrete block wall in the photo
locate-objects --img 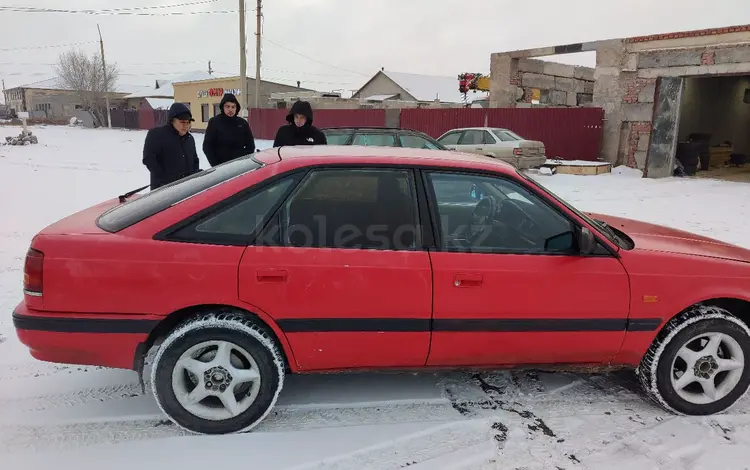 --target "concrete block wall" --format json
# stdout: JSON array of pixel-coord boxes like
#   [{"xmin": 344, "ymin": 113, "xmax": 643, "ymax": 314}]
[
  {"xmin": 602, "ymin": 42, "xmax": 750, "ymax": 172},
  {"xmin": 515, "ymin": 59, "xmax": 595, "ymax": 107}
]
